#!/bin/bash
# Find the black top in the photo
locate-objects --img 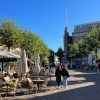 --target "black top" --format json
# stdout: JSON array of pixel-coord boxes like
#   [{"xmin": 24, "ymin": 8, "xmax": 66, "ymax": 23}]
[
  {"xmin": 61, "ymin": 67, "xmax": 69, "ymax": 77},
  {"xmin": 55, "ymin": 68, "xmax": 61, "ymax": 77}
]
